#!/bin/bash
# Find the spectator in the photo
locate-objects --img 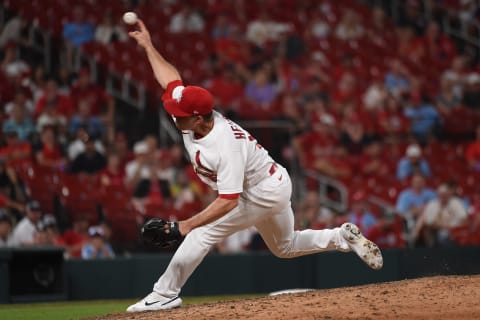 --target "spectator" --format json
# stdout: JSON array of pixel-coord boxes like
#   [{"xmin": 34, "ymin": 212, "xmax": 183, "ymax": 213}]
[
  {"xmin": 70, "ymin": 68, "xmax": 115, "ymax": 126},
  {"xmin": 404, "ymin": 93, "xmax": 442, "ymax": 143},
  {"xmin": 169, "ymin": 5, "xmax": 205, "ymax": 33},
  {"xmin": 59, "ymin": 216, "xmax": 89, "ymax": 258},
  {"xmin": 0, "ymin": 210, "xmax": 13, "ymax": 247},
  {"xmin": 34, "ymin": 126, "xmax": 67, "ymax": 170},
  {"xmin": 62, "ymin": 5, "xmax": 94, "ymax": 70},
  {"xmin": 396, "ymin": 144, "xmax": 431, "ymax": 181},
  {"xmin": 244, "ymin": 67, "xmax": 278, "ymax": 109},
  {"xmin": 313, "ymin": 146, "xmax": 353, "ymax": 181},
  {"xmin": 41, "ymin": 214, "xmax": 65, "ymax": 247},
  {"xmin": 358, "ymin": 141, "xmax": 390, "ymax": 178},
  {"xmin": 205, "ymin": 68, "xmax": 244, "ymax": 109},
  {"xmin": 28, "ymin": 65, "xmax": 48, "ymax": 103},
  {"xmin": 466, "ymin": 125, "xmax": 480, "ymax": 172},
  {"xmin": 436, "ymin": 73, "xmax": 462, "ymax": 115},
  {"xmin": 3, "ymin": 89, "xmax": 34, "ymax": 119},
  {"xmin": 34, "ymin": 79, "xmax": 73, "ymax": 122},
  {"xmin": 69, "ymin": 136, "xmax": 107, "ymax": 175},
  {"xmin": 8, "ymin": 200, "xmax": 43, "ymax": 246},
  {"xmin": 397, "ymin": 0, "xmax": 426, "ymax": 35},
  {"xmin": 0, "ymin": 44, "xmax": 30, "ymax": 79},
  {"xmin": 442, "ymin": 55, "xmax": 468, "ymax": 99},
  {"xmin": 81, "ymin": 225, "xmax": 115, "ymax": 259},
  {"xmin": 334, "ymin": 10, "xmax": 364, "ymax": 41},
  {"xmin": 69, "ymin": 98, "xmax": 106, "ymax": 139},
  {"xmin": 340, "ymin": 120, "xmax": 372, "ymax": 156},
  {"xmin": 293, "ymin": 119, "xmax": 337, "ymax": 171},
  {"xmin": 170, "ymin": 169, "xmax": 202, "ymax": 219},
  {"xmin": 397, "ymin": 26, "xmax": 426, "ymax": 66},
  {"xmin": 67, "ymin": 126, "xmax": 105, "ymax": 161},
  {"xmin": 295, "ymin": 191, "xmax": 336, "ymax": 230},
  {"xmin": 94, "ymin": 12, "xmax": 128, "ymax": 44},
  {"xmin": 211, "ymin": 13, "xmax": 236, "ymax": 40},
  {"xmin": 413, "ymin": 184, "xmax": 468, "ymax": 246},
  {"xmin": 363, "ymin": 80, "xmax": 388, "ymax": 111},
  {"xmin": 0, "ymin": 158, "xmax": 28, "ymax": 215},
  {"xmin": 347, "ymin": 191, "xmax": 378, "ymax": 238},
  {"xmin": 99, "ymin": 151, "xmax": 125, "ymax": 189},
  {"xmin": 367, "ymin": 6, "xmax": 393, "ymax": 44},
  {"xmin": 246, "ymin": 12, "xmax": 291, "ymax": 48},
  {"xmin": 112, "ymin": 132, "xmax": 133, "ymax": 169},
  {"xmin": 56, "ymin": 66, "xmax": 74, "ymax": 94},
  {"xmin": 125, "ymin": 142, "xmax": 171, "ymax": 206},
  {"xmin": 424, "ymin": 21, "xmax": 456, "ymax": 70},
  {"xmin": 214, "ymin": 25, "xmax": 249, "ymax": 65},
  {"xmin": 396, "ymin": 174, "xmax": 436, "ymax": 235},
  {"xmin": 384, "ymin": 59, "xmax": 410, "ymax": 98},
  {"xmin": 0, "ymin": 130, "xmax": 33, "ymax": 167},
  {"xmin": 331, "ymin": 72, "xmax": 359, "ymax": 106},
  {"xmin": 2, "ymin": 102, "xmax": 35, "ymax": 142},
  {"xmin": 377, "ymin": 95, "xmax": 409, "ymax": 139}
]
